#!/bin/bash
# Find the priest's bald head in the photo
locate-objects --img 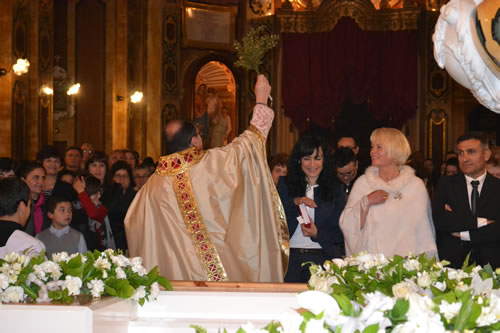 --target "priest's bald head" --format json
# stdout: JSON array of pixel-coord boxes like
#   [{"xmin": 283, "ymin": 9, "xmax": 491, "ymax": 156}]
[{"xmin": 165, "ymin": 120, "xmax": 203, "ymax": 155}]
